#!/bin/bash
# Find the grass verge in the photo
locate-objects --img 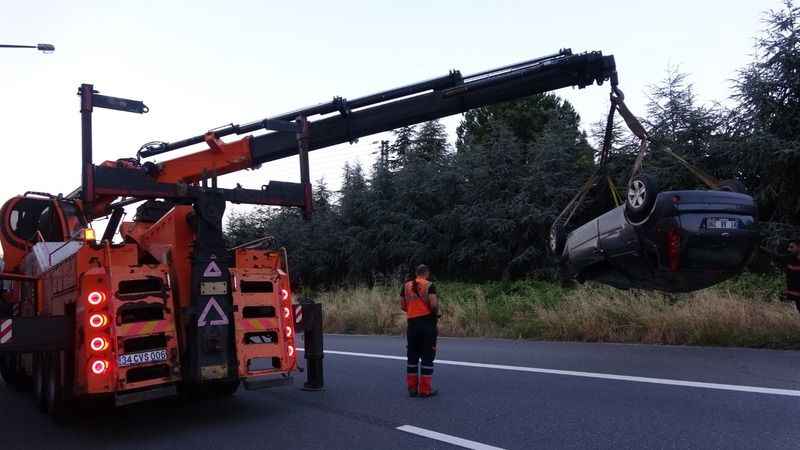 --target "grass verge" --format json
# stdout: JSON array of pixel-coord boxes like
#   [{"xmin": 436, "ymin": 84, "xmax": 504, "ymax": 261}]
[{"xmin": 314, "ymin": 274, "xmax": 800, "ymax": 349}]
